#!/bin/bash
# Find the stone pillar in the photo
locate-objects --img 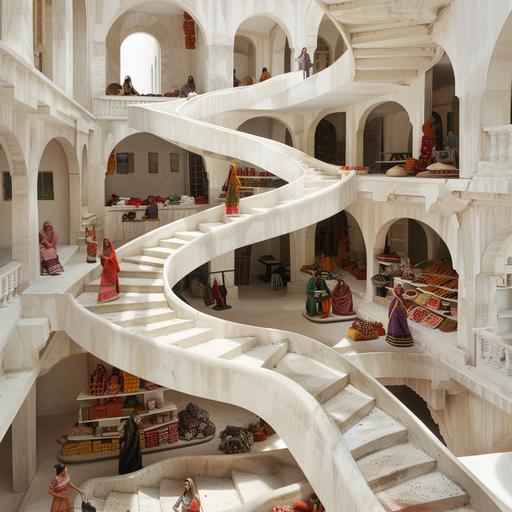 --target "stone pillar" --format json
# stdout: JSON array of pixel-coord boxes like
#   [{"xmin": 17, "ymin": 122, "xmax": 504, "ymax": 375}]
[
  {"xmin": 288, "ymin": 226, "xmax": 315, "ymax": 294},
  {"xmin": 90, "ymin": 41, "xmax": 107, "ymax": 98},
  {"xmin": 205, "ymin": 45, "xmax": 233, "ymax": 92},
  {"xmin": 11, "ymin": 385, "xmax": 36, "ymax": 493},
  {"xmin": 210, "ymin": 252, "xmax": 238, "ymax": 300},
  {"xmin": 52, "ymin": 0, "xmax": 73, "ymax": 95},
  {"xmin": 2, "ymin": 0, "xmax": 33, "ymax": 63},
  {"xmin": 424, "ymin": 68, "xmax": 433, "ymax": 122}
]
